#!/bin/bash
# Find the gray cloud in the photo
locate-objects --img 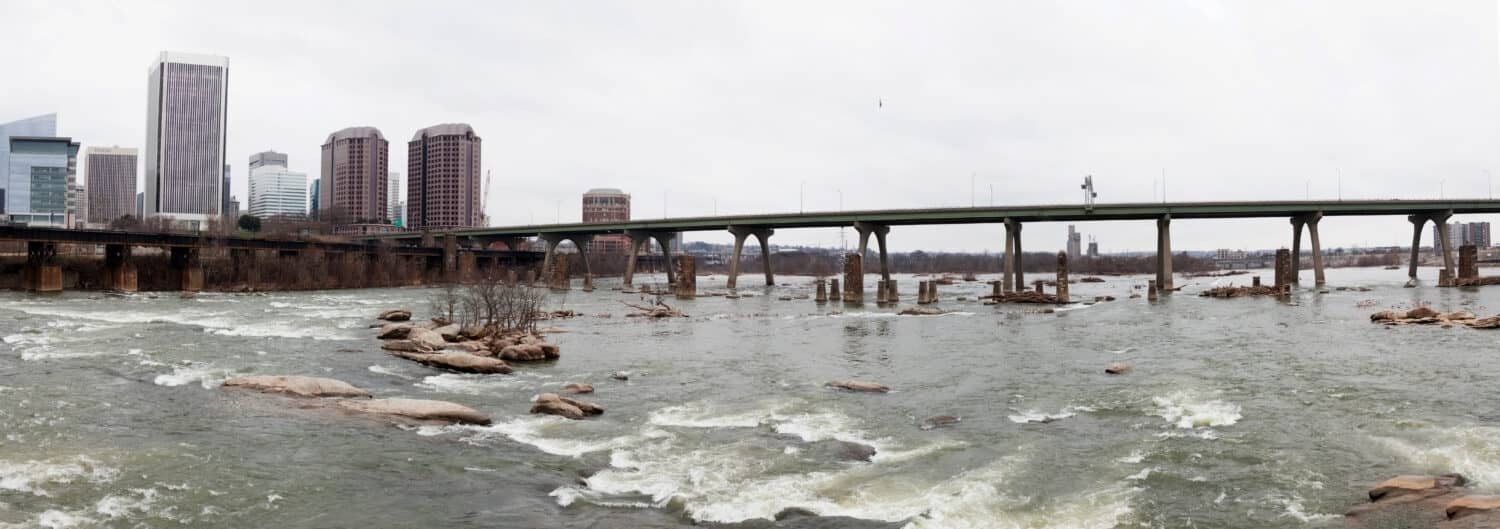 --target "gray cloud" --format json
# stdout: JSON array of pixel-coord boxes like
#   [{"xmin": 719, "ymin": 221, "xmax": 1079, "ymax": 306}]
[{"xmin": 1, "ymin": 0, "xmax": 1495, "ymax": 253}]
